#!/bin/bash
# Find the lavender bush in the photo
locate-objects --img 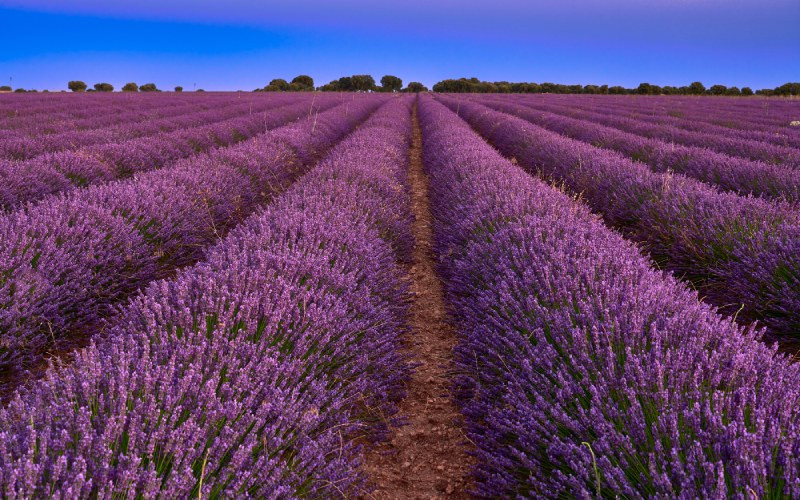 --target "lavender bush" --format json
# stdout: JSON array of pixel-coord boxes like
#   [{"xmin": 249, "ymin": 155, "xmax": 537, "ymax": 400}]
[
  {"xmin": 420, "ymin": 95, "xmax": 800, "ymax": 498},
  {"xmin": 439, "ymin": 95, "xmax": 800, "ymax": 341},
  {"xmin": 0, "ymin": 96, "xmax": 413, "ymax": 497},
  {"xmin": 476, "ymin": 96, "xmax": 800, "ymax": 201},
  {"xmin": 496, "ymin": 94, "xmax": 800, "ymax": 166},
  {"xmin": 0, "ymin": 96, "xmax": 385, "ymax": 380},
  {"xmin": 0, "ymin": 96, "xmax": 341, "ymax": 209}
]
